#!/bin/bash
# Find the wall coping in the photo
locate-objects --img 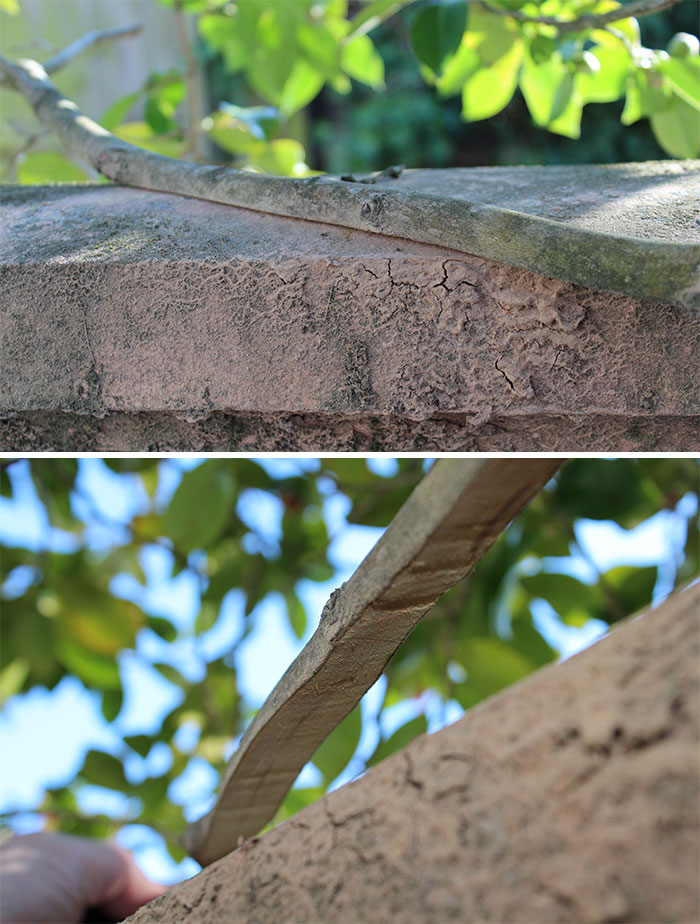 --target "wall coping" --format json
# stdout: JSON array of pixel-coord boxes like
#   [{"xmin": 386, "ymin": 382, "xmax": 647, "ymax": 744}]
[{"xmin": 1, "ymin": 169, "xmax": 698, "ymax": 451}]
